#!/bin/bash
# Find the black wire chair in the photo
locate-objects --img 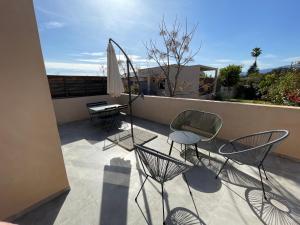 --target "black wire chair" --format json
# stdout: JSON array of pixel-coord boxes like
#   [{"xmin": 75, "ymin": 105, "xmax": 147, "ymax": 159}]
[
  {"xmin": 215, "ymin": 130, "xmax": 289, "ymax": 200},
  {"xmin": 117, "ymin": 104, "xmax": 129, "ymax": 130},
  {"xmin": 134, "ymin": 144, "xmax": 193, "ymax": 225},
  {"xmin": 86, "ymin": 101, "xmax": 107, "ymax": 121},
  {"xmin": 97, "ymin": 107, "xmax": 119, "ymax": 132}
]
